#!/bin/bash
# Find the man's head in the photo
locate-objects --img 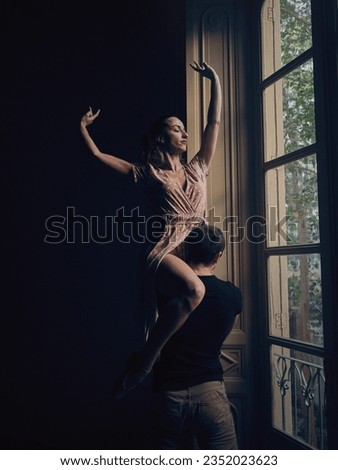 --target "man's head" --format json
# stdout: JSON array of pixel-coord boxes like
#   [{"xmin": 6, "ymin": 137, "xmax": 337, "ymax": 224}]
[{"xmin": 185, "ymin": 224, "xmax": 225, "ymax": 268}]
